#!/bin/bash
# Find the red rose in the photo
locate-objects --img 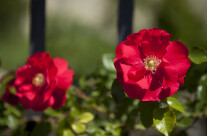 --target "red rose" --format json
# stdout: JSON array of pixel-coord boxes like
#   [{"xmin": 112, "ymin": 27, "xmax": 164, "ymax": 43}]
[
  {"xmin": 114, "ymin": 28, "xmax": 191, "ymax": 101},
  {"xmin": 2, "ymin": 79, "xmax": 19, "ymax": 105},
  {"xmin": 14, "ymin": 52, "xmax": 74, "ymax": 111}
]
